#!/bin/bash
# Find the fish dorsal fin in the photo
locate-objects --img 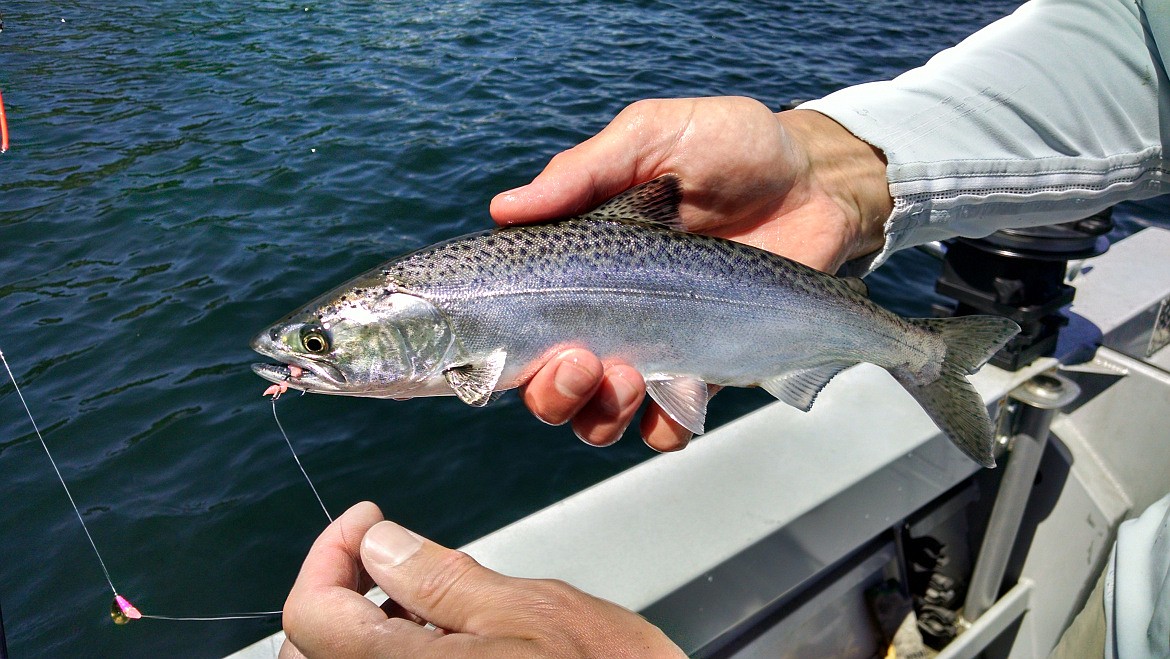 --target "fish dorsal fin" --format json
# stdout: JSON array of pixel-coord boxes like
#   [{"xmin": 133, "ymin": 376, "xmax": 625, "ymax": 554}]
[
  {"xmin": 644, "ymin": 374, "xmax": 709, "ymax": 435},
  {"xmin": 760, "ymin": 362, "xmax": 854, "ymax": 412},
  {"xmin": 580, "ymin": 174, "xmax": 685, "ymax": 231},
  {"xmin": 842, "ymin": 277, "xmax": 868, "ymax": 297},
  {"xmin": 443, "ymin": 348, "xmax": 507, "ymax": 407}
]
